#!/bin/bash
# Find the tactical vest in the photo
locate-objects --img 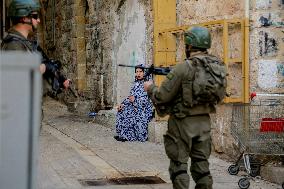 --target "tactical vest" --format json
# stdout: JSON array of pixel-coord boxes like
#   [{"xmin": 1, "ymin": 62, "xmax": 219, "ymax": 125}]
[
  {"xmin": 1, "ymin": 33, "xmax": 35, "ymax": 52},
  {"xmin": 172, "ymin": 54, "xmax": 225, "ymax": 118},
  {"xmin": 183, "ymin": 54, "xmax": 227, "ymax": 107}
]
